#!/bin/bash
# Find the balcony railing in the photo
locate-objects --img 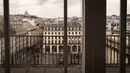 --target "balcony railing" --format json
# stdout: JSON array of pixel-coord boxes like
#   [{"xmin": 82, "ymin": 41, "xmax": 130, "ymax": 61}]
[
  {"xmin": 106, "ymin": 35, "xmax": 130, "ymax": 66},
  {"xmin": 0, "ymin": 35, "xmax": 129, "ymax": 67},
  {"xmin": 0, "ymin": 35, "xmax": 82, "ymax": 67}
]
